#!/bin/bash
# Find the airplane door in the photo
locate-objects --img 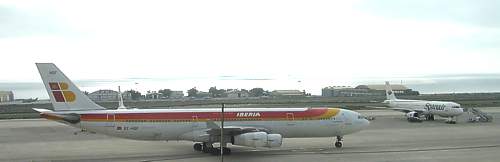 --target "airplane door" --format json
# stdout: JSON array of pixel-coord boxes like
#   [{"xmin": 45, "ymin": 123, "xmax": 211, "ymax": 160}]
[
  {"xmin": 106, "ymin": 113, "xmax": 115, "ymax": 132},
  {"xmin": 192, "ymin": 115, "xmax": 200, "ymax": 129},
  {"xmin": 339, "ymin": 112, "xmax": 352, "ymax": 134},
  {"xmin": 342, "ymin": 112, "xmax": 352, "ymax": 125},
  {"xmin": 286, "ymin": 113, "xmax": 295, "ymax": 126}
]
